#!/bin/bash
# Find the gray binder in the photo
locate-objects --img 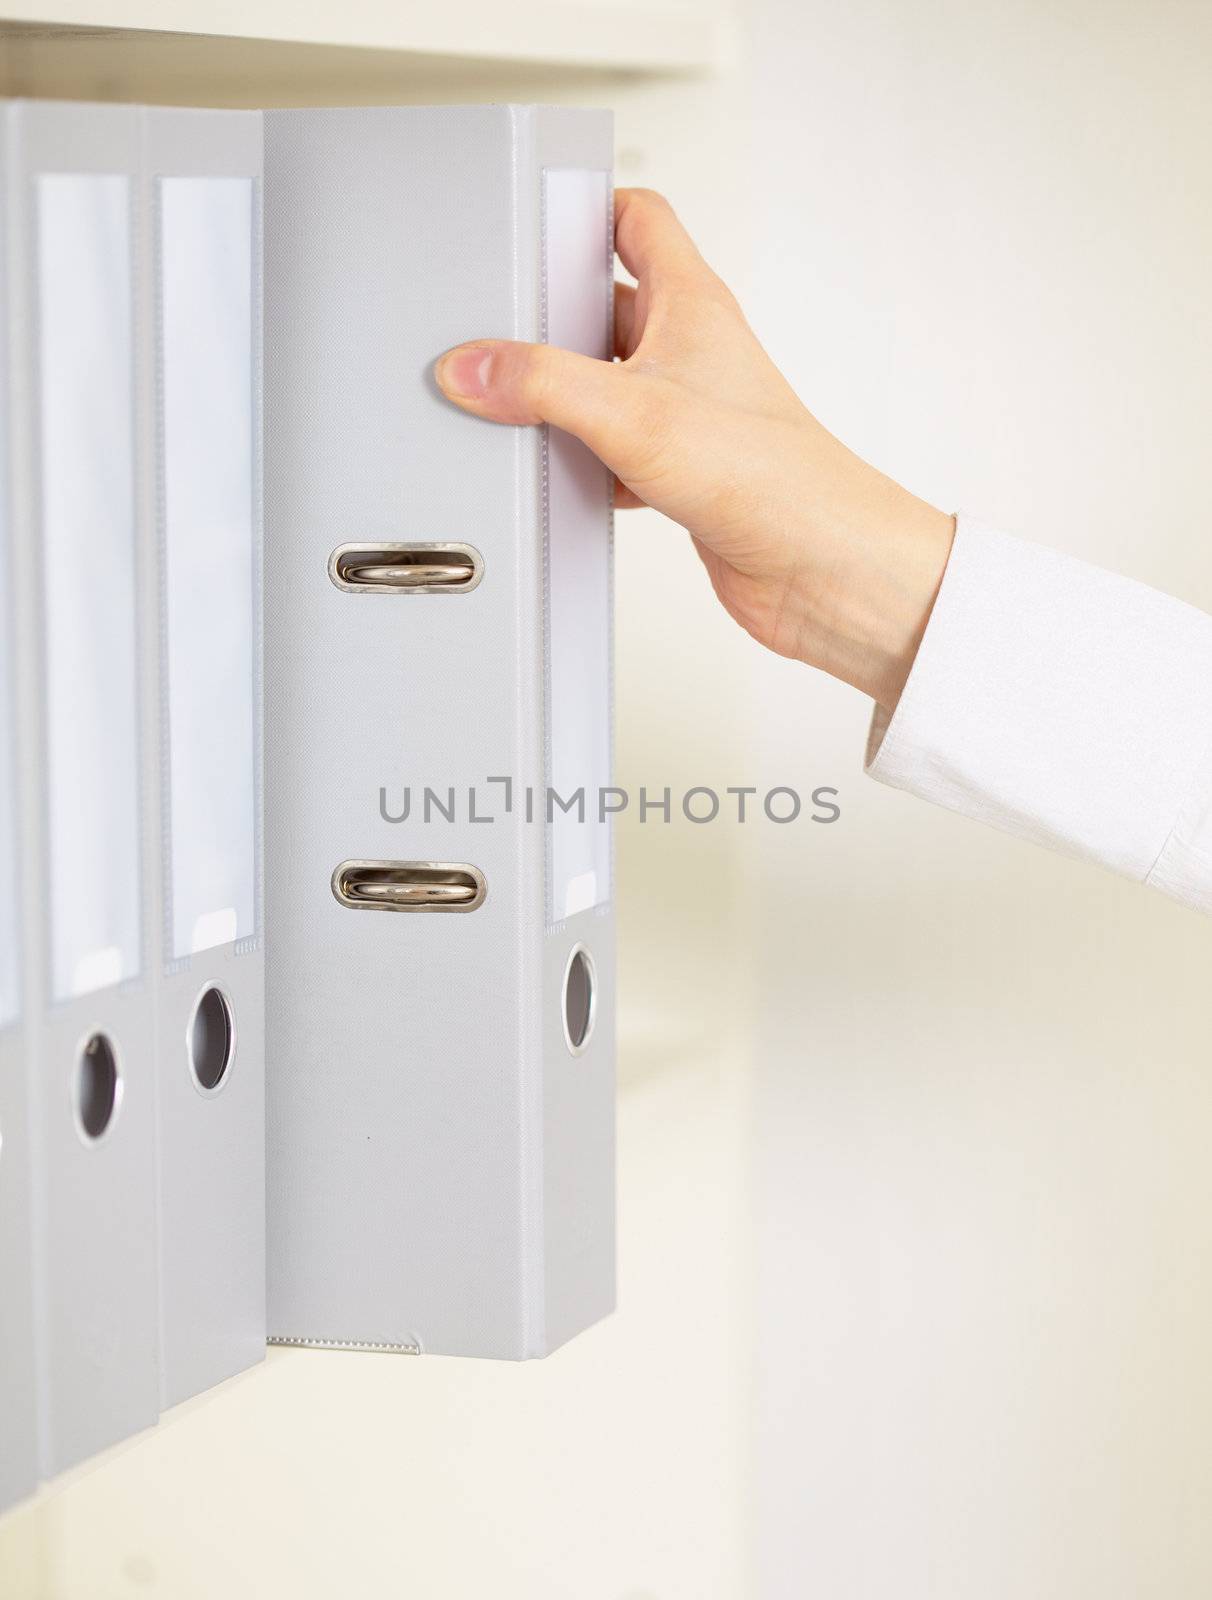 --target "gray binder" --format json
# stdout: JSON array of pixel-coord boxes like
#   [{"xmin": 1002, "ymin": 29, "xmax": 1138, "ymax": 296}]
[
  {"xmin": 0, "ymin": 120, "xmax": 38, "ymax": 1508},
  {"xmin": 146, "ymin": 107, "xmax": 265, "ymax": 1411},
  {"xmin": 9, "ymin": 99, "xmax": 161, "ymax": 1475},
  {"xmin": 3, "ymin": 98, "xmax": 266, "ymax": 1489},
  {"xmin": 263, "ymin": 106, "xmax": 616, "ymax": 1358},
  {"xmin": 0, "ymin": 97, "xmax": 612, "ymax": 1511}
]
